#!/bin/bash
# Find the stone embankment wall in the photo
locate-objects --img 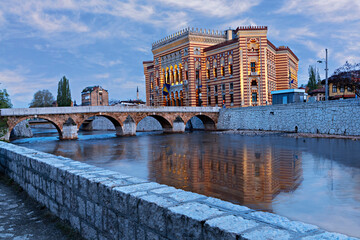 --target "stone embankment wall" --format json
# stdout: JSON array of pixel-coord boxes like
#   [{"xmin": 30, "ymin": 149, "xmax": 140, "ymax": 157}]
[
  {"xmin": 0, "ymin": 142, "xmax": 352, "ymax": 240},
  {"xmin": 218, "ymin": 99, "xmax": 360, "ymax": 135}
]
